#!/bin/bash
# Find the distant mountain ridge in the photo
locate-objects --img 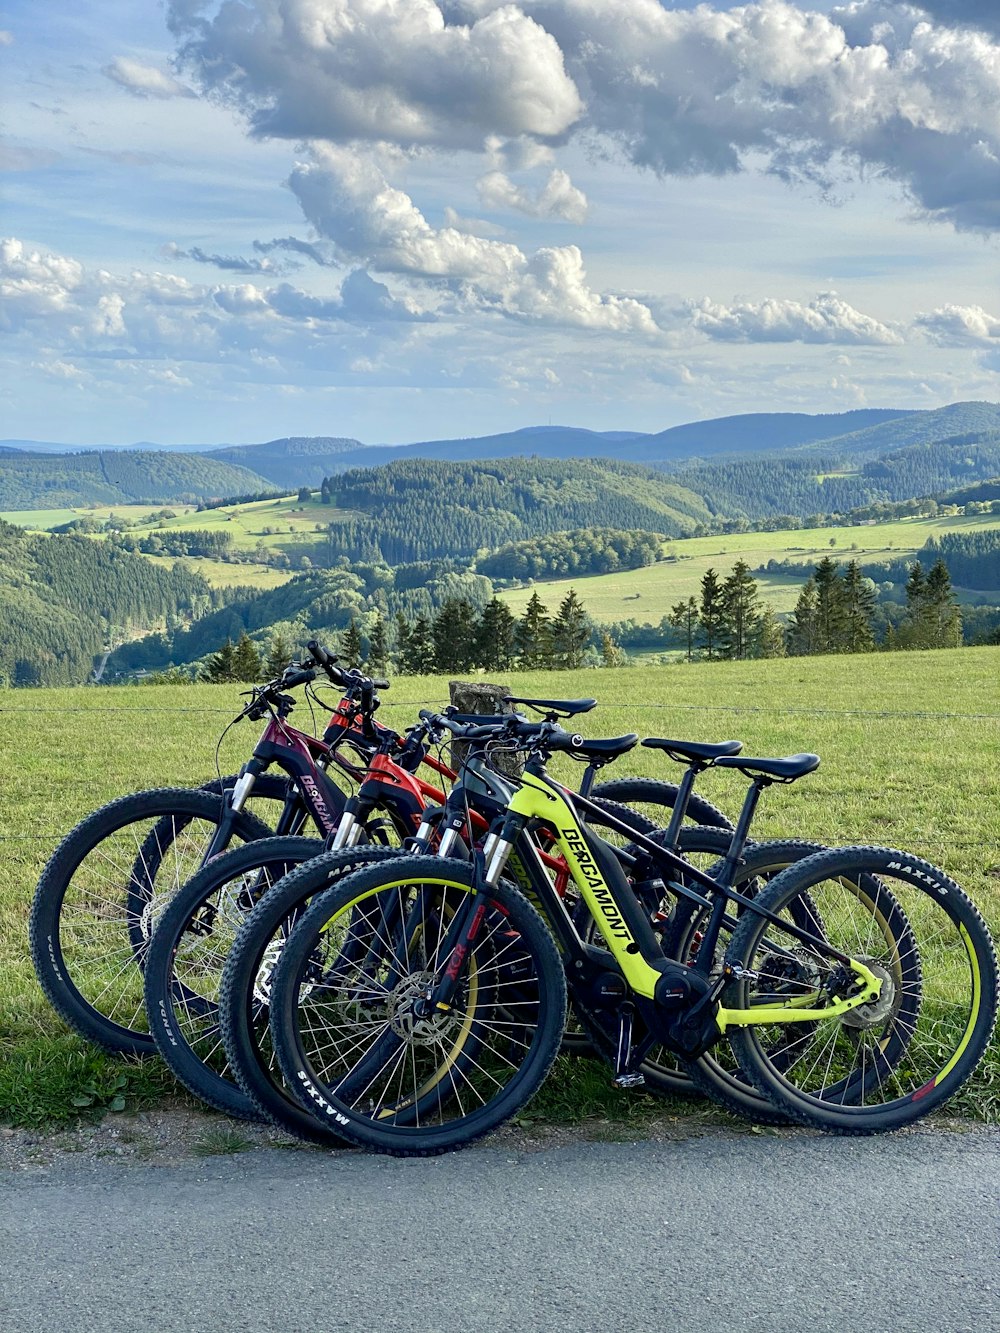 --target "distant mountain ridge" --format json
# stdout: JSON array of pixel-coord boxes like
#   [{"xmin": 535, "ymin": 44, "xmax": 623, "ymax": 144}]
[
  {"xmin": 0, "ymin": 449, "xmax": 269, "ymax": 511},
  {"xmin": 6, "ymin": 402, "xmax": 1000, "ymax": 501}
]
